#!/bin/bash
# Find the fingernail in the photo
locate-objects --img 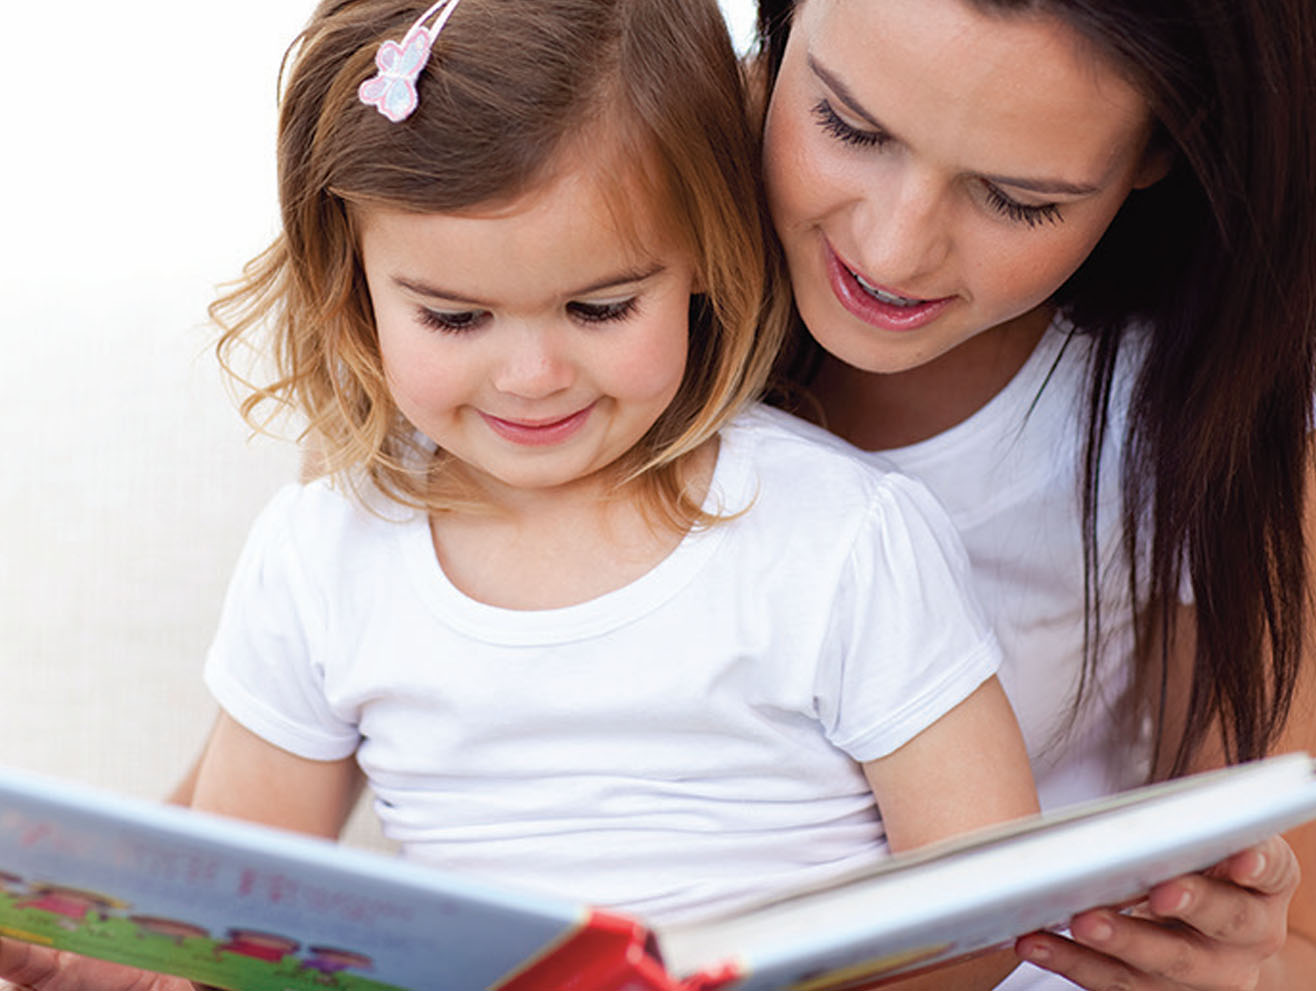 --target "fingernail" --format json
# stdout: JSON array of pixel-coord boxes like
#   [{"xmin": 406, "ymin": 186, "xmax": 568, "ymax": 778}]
[
  {"xmin": 1174, "ymin": 888, "xmax": 1192, "ymax": 912},
  {"xmin": 1250, "ymin": 852, "xmax": 1267, "ymax": 881},
  {"xmin": 1023, "ymin": 944, "xmax": 1051, "ymax": 963},
  {"xmin": 1088, "ymin": 918, "xmax": 1114, "ymax": 943}
]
